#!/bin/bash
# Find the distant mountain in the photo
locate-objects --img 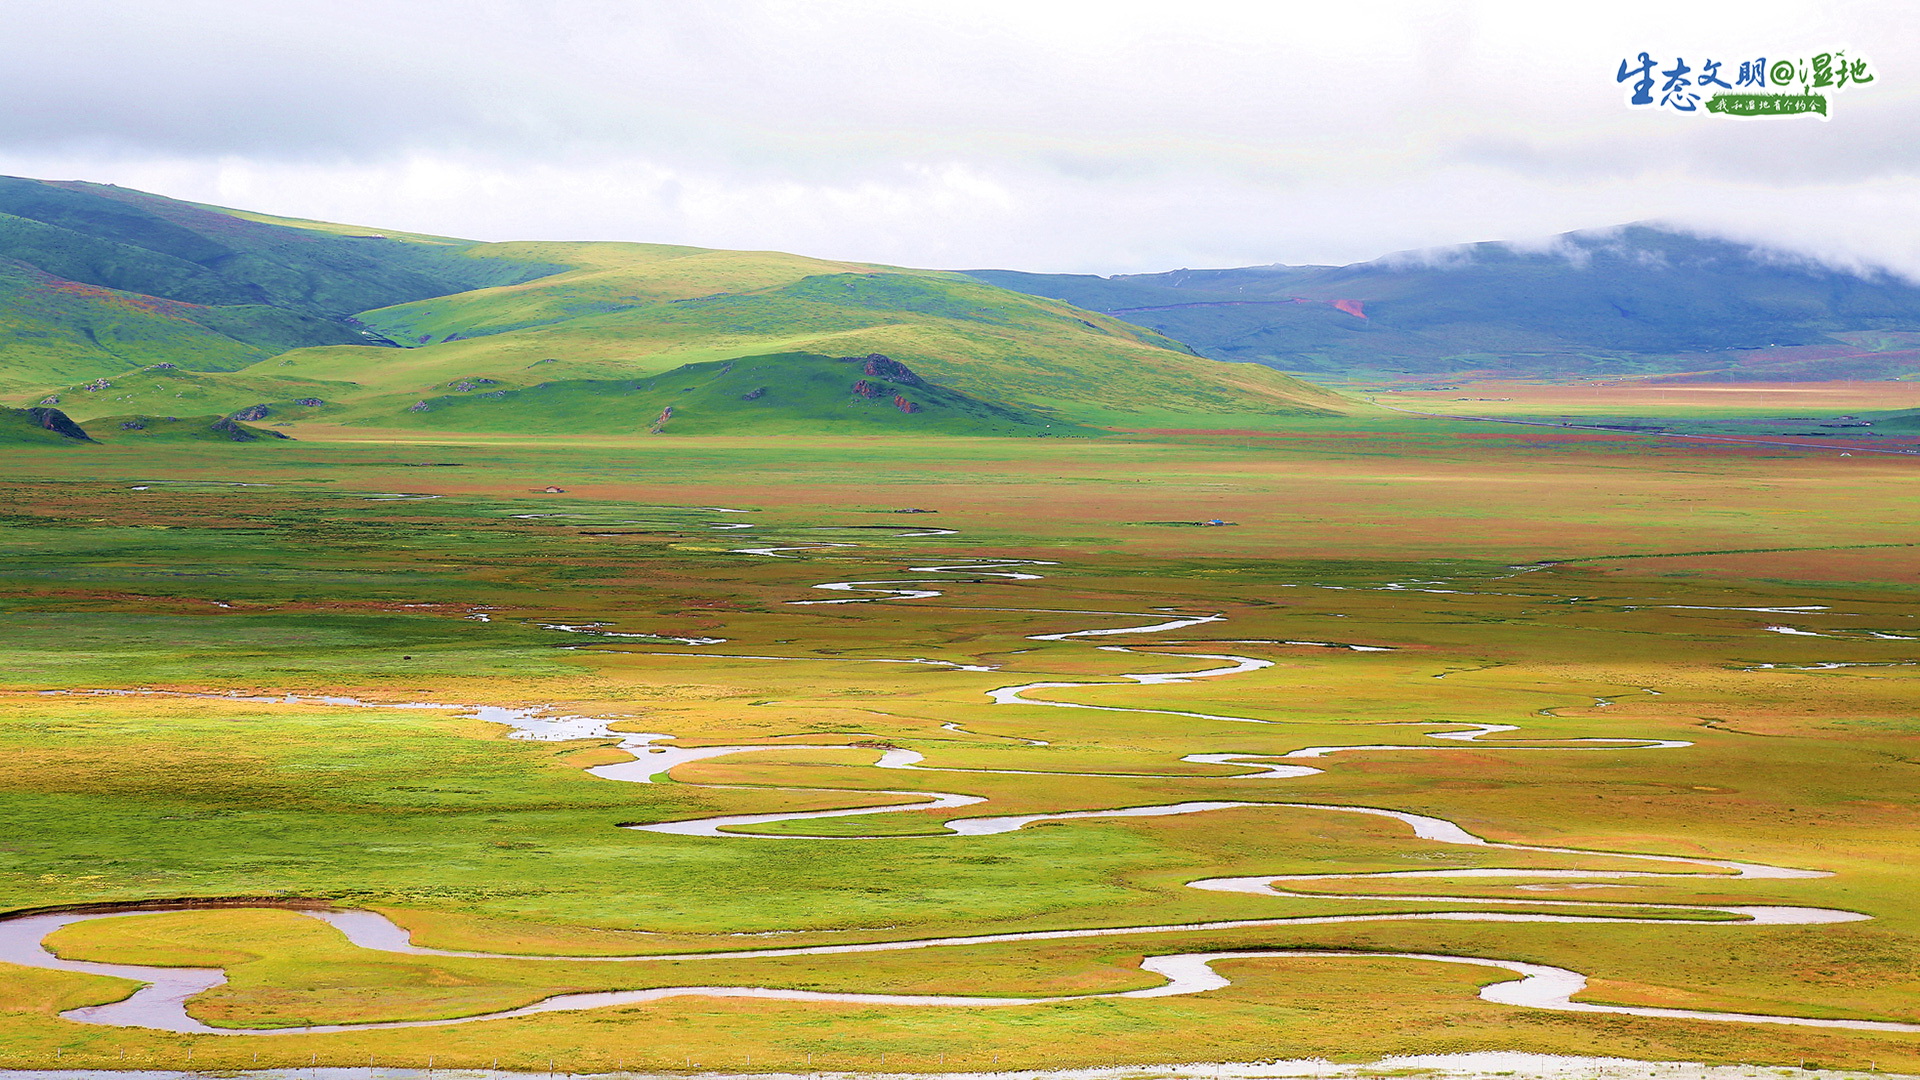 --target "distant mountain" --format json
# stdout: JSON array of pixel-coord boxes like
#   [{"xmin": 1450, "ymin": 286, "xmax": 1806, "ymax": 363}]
[
  {"xmin": 968, "ymin": 226, "xmax": 1920, "ymax": 383},
  {"xmin": 2, "ymin": 178, "xmax": 1353, "ymax": 431}
]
